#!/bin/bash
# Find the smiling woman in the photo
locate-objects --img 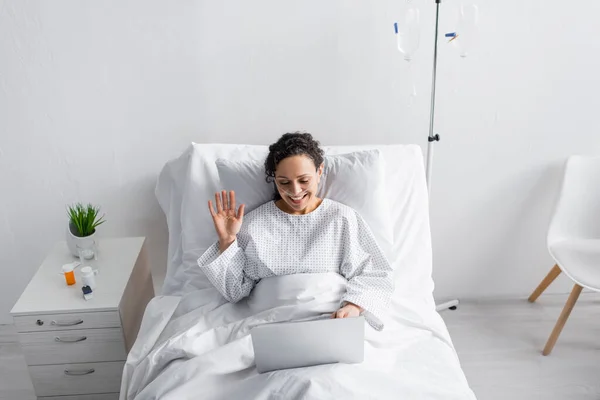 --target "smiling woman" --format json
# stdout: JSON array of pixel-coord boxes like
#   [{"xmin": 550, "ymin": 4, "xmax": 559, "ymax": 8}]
[
  {"xmin": 264, "ymin": 133, "xmax": 324, "ymax": 214},
  {"xmin": 199, "ymin": 132, "xmax": 395, "ymax": 330}
]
